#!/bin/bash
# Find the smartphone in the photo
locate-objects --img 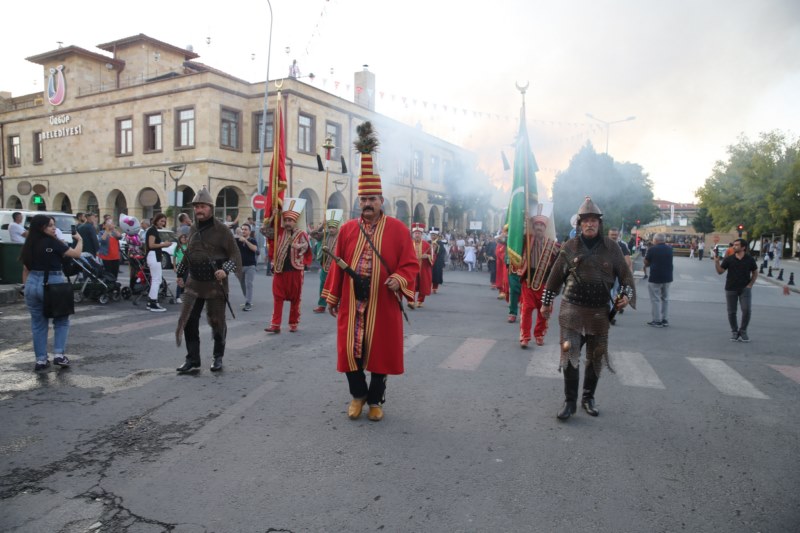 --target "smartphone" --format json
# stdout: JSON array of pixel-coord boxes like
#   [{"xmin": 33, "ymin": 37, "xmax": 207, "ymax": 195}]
[{"xmin": 70, "ymin": 224, "xmax": 77, "ymax": 235}]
